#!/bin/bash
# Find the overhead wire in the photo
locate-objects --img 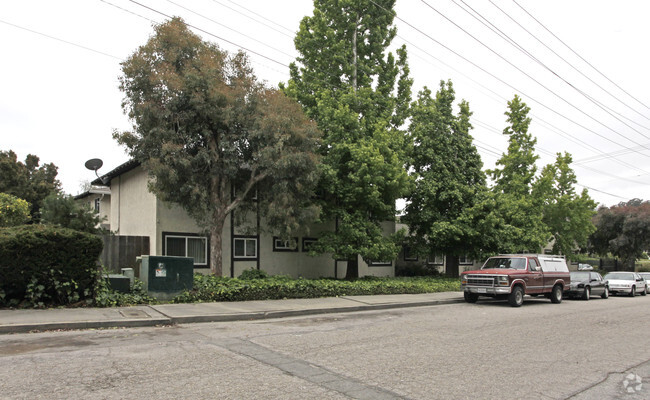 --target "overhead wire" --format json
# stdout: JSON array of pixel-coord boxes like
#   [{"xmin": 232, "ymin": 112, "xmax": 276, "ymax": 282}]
[
  {"xmin": 490, "ymin": 0, "xmax": 650, "ymax": 125},
  {"xmin": 512, "ymin": 0, "xmax": 650, "ymax": 111},
  {"xmin": 419, "ymin": 0, "xmax": 650, "ymax": 152}
]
